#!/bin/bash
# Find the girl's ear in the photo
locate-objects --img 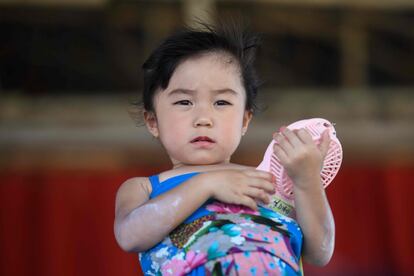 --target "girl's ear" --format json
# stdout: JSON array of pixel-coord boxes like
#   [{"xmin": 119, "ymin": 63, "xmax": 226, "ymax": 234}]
[
  {"xmin": 144, "ymin": 110, "xmax": 159, "ymax": 138},
  {"xmin": 242, "ymin": 109, "xmax": 253, "ymax": 136}
]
